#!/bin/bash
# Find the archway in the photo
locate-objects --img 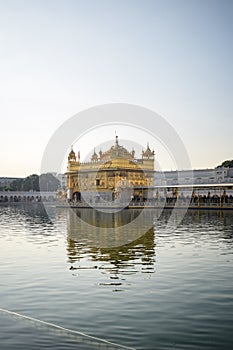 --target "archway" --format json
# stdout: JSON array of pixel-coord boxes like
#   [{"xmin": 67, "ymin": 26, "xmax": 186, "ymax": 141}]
[{"xmin": 73, "ymin": 191, "xmax": 81, "ymax": 202}]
